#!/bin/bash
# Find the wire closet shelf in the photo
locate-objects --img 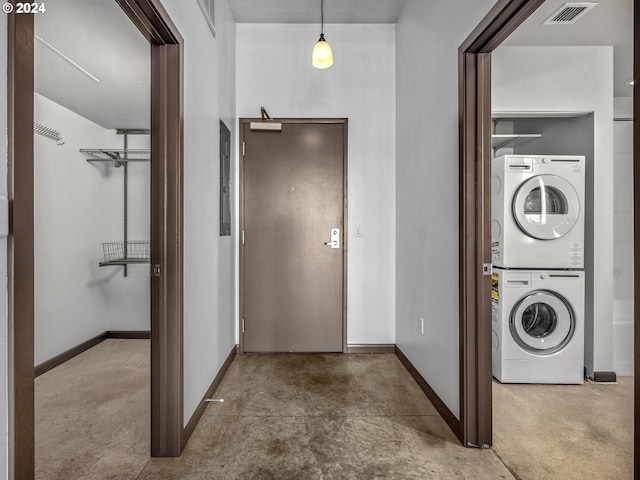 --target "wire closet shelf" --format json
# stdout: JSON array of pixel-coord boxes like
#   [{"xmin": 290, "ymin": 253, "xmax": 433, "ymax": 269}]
[
  {"xmin": 80, "ymin": 148, "xmax": 150, "ymax": 166},
  {"xmin": 82, "ymin": 130, "xmax": 151, "ymax": 275},
  {"xmin": 100, "ymin": 240, "xmax": 150, "ymax": 267}
]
